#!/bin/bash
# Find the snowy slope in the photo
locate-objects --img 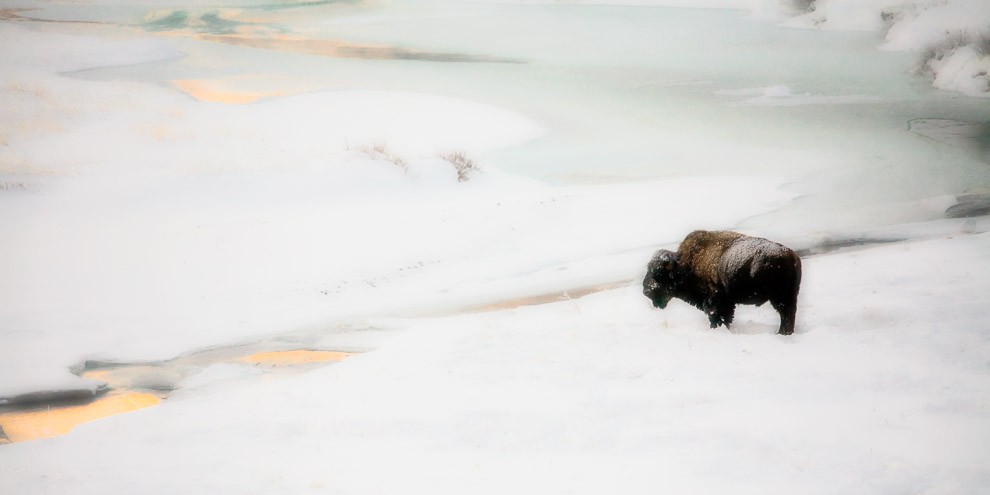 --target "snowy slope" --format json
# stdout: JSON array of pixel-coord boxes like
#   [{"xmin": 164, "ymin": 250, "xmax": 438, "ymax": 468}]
[{"xmin": 2, "ymin": 233, "xmax": 988, "ymax": 494}]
